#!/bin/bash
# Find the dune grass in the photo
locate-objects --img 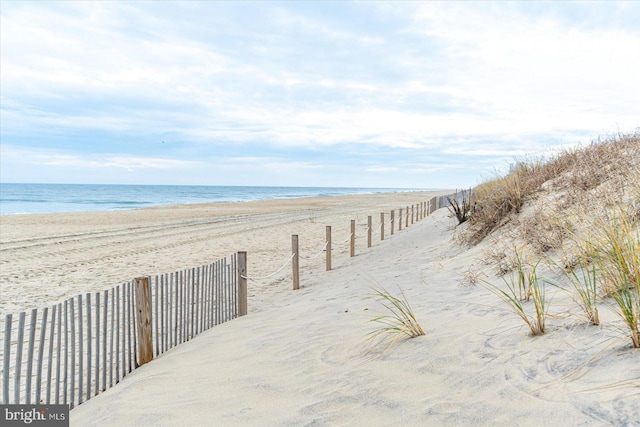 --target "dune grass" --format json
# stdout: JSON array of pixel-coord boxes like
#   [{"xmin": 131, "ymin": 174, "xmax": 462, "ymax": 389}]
[
  {"xmin": 457, "ymin": 132, "xmax": 640, "ymax": 346},
  {"xmin": 482, "ymin": 249, "xmax": 548, "ymax": 336},
  {"xmin": 367, "ymin": 286, "xmax": 424, "ymax": 351},
  {"xmin": 548, "ymin": 249, "xmax": 600, "ymax": 326},
  {"xmin": 590, "ymin": 208, "xmax": 640, "ymax": 347}
]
